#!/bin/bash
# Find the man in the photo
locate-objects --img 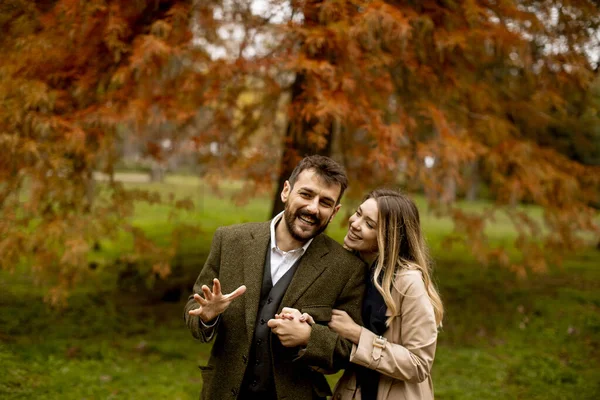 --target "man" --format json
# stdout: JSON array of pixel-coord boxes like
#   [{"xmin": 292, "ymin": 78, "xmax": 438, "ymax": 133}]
[{"xmin": 184, "ymin": 155, "xmax": 366, "ymax": 400}]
